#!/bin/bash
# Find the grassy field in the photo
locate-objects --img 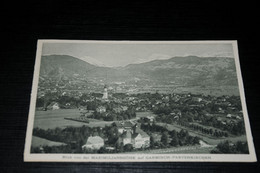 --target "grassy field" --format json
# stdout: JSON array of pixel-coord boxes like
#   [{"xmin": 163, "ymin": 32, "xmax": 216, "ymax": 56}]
[
  {"xmin": 31, "ymin": 136, "xmax": 66, "ymax": 147},
  {"xmin": 33, "ymin": 109, "xmax": 157, "ymax": 130},
  {"xmin": 33, "ymin": 109, "xmax": 247, "ymax": 146},
  {"xmin": 33, "ymin": 109, "xmax": 158, "ymax": 130},
  {"xmin": 34, "ymin": 109, "xmax": 113, "ymax": 129}
]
